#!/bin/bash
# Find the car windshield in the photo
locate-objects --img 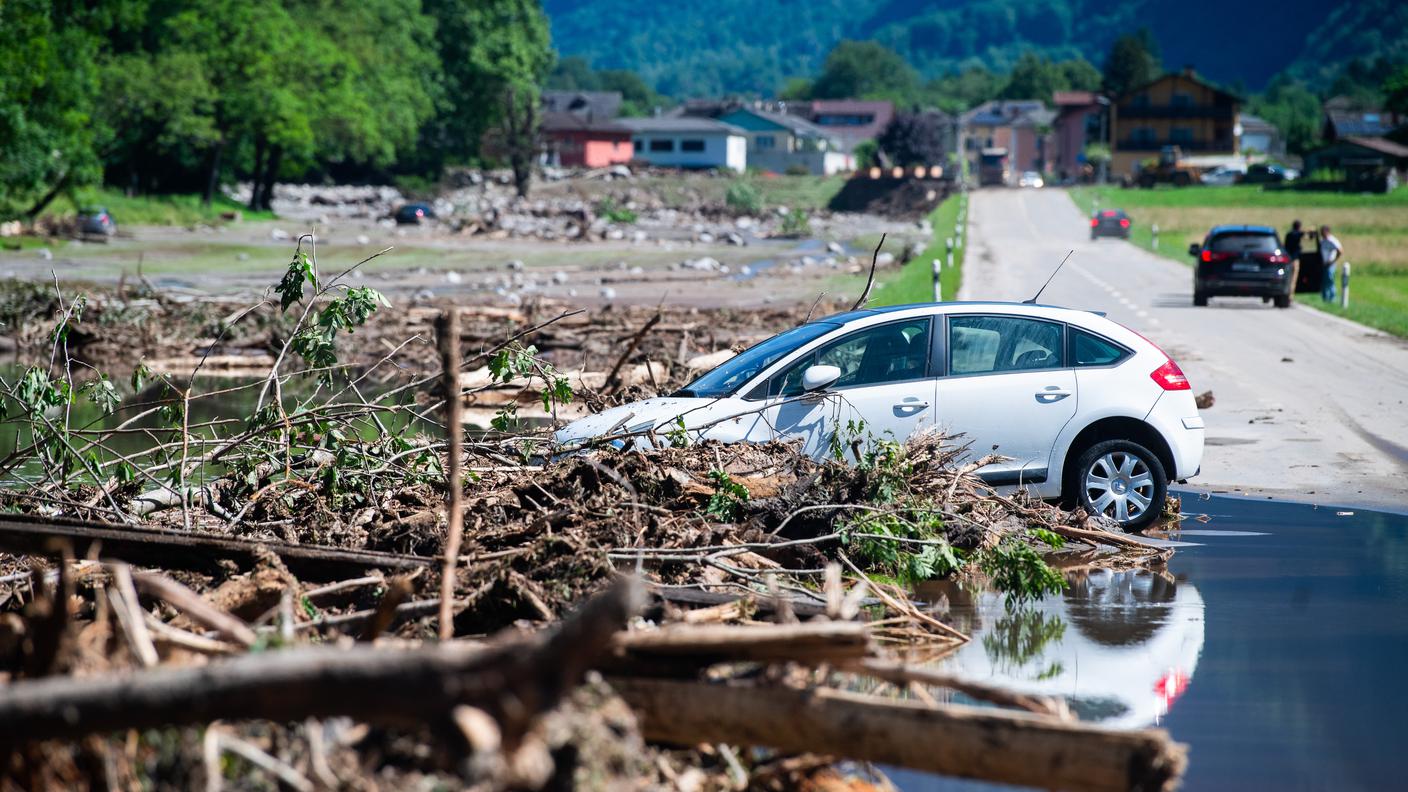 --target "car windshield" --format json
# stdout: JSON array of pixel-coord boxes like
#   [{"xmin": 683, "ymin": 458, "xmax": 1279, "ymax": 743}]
[
  {"xmin": 1210, "ymin": 233, "xmax": 1279, "ymax": 253},
  {"xmin": 675, "ymin": 322, "xmax": 837, "ymax": 398}
]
